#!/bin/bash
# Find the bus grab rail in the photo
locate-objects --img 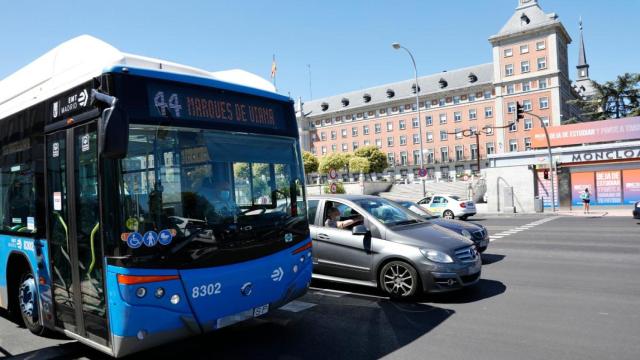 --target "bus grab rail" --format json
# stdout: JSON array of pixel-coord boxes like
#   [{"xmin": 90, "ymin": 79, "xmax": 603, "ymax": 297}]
[{"xmin": 88, "ymin": 223, "xmax": 99, "ymax": 274}]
